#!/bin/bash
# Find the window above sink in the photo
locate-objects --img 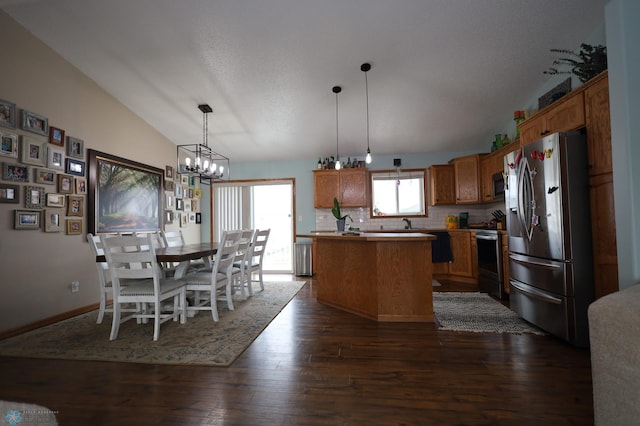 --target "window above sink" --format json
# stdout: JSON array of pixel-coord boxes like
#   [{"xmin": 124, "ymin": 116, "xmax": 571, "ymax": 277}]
[{"xmin": 369, "ymin": 168, "xmax": 427, "ymax": 218}]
